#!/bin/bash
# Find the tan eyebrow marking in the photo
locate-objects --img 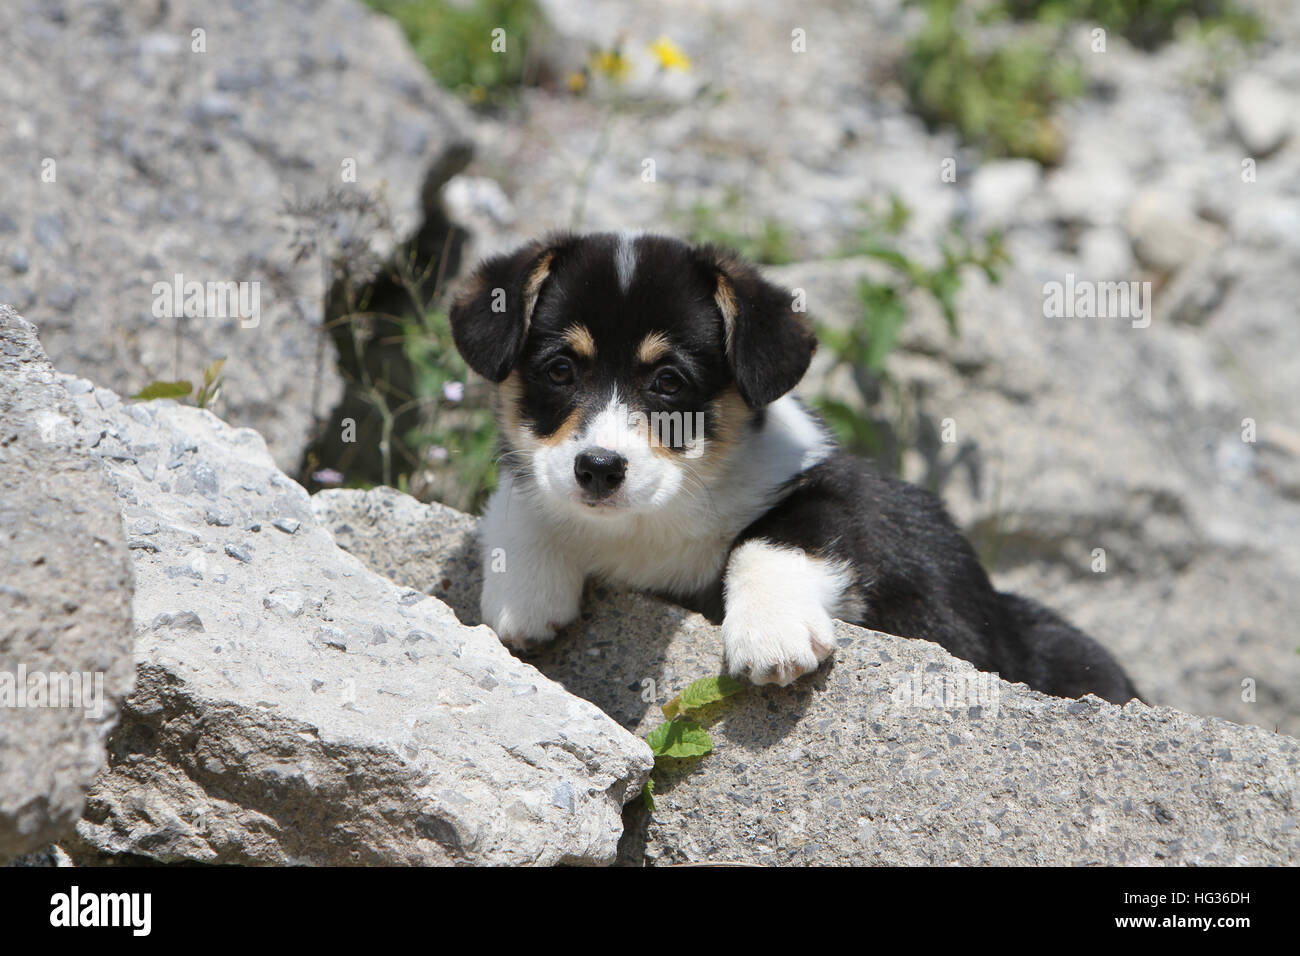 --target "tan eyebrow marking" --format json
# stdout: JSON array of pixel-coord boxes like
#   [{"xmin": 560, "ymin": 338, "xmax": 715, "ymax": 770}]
[
  {"xmin": 561, "ymin": 323, "xmax": 596, "ymax": 358},
  {"xmin": 637, "ymin": 331, "xmax": 672, "ymax": 365}
]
